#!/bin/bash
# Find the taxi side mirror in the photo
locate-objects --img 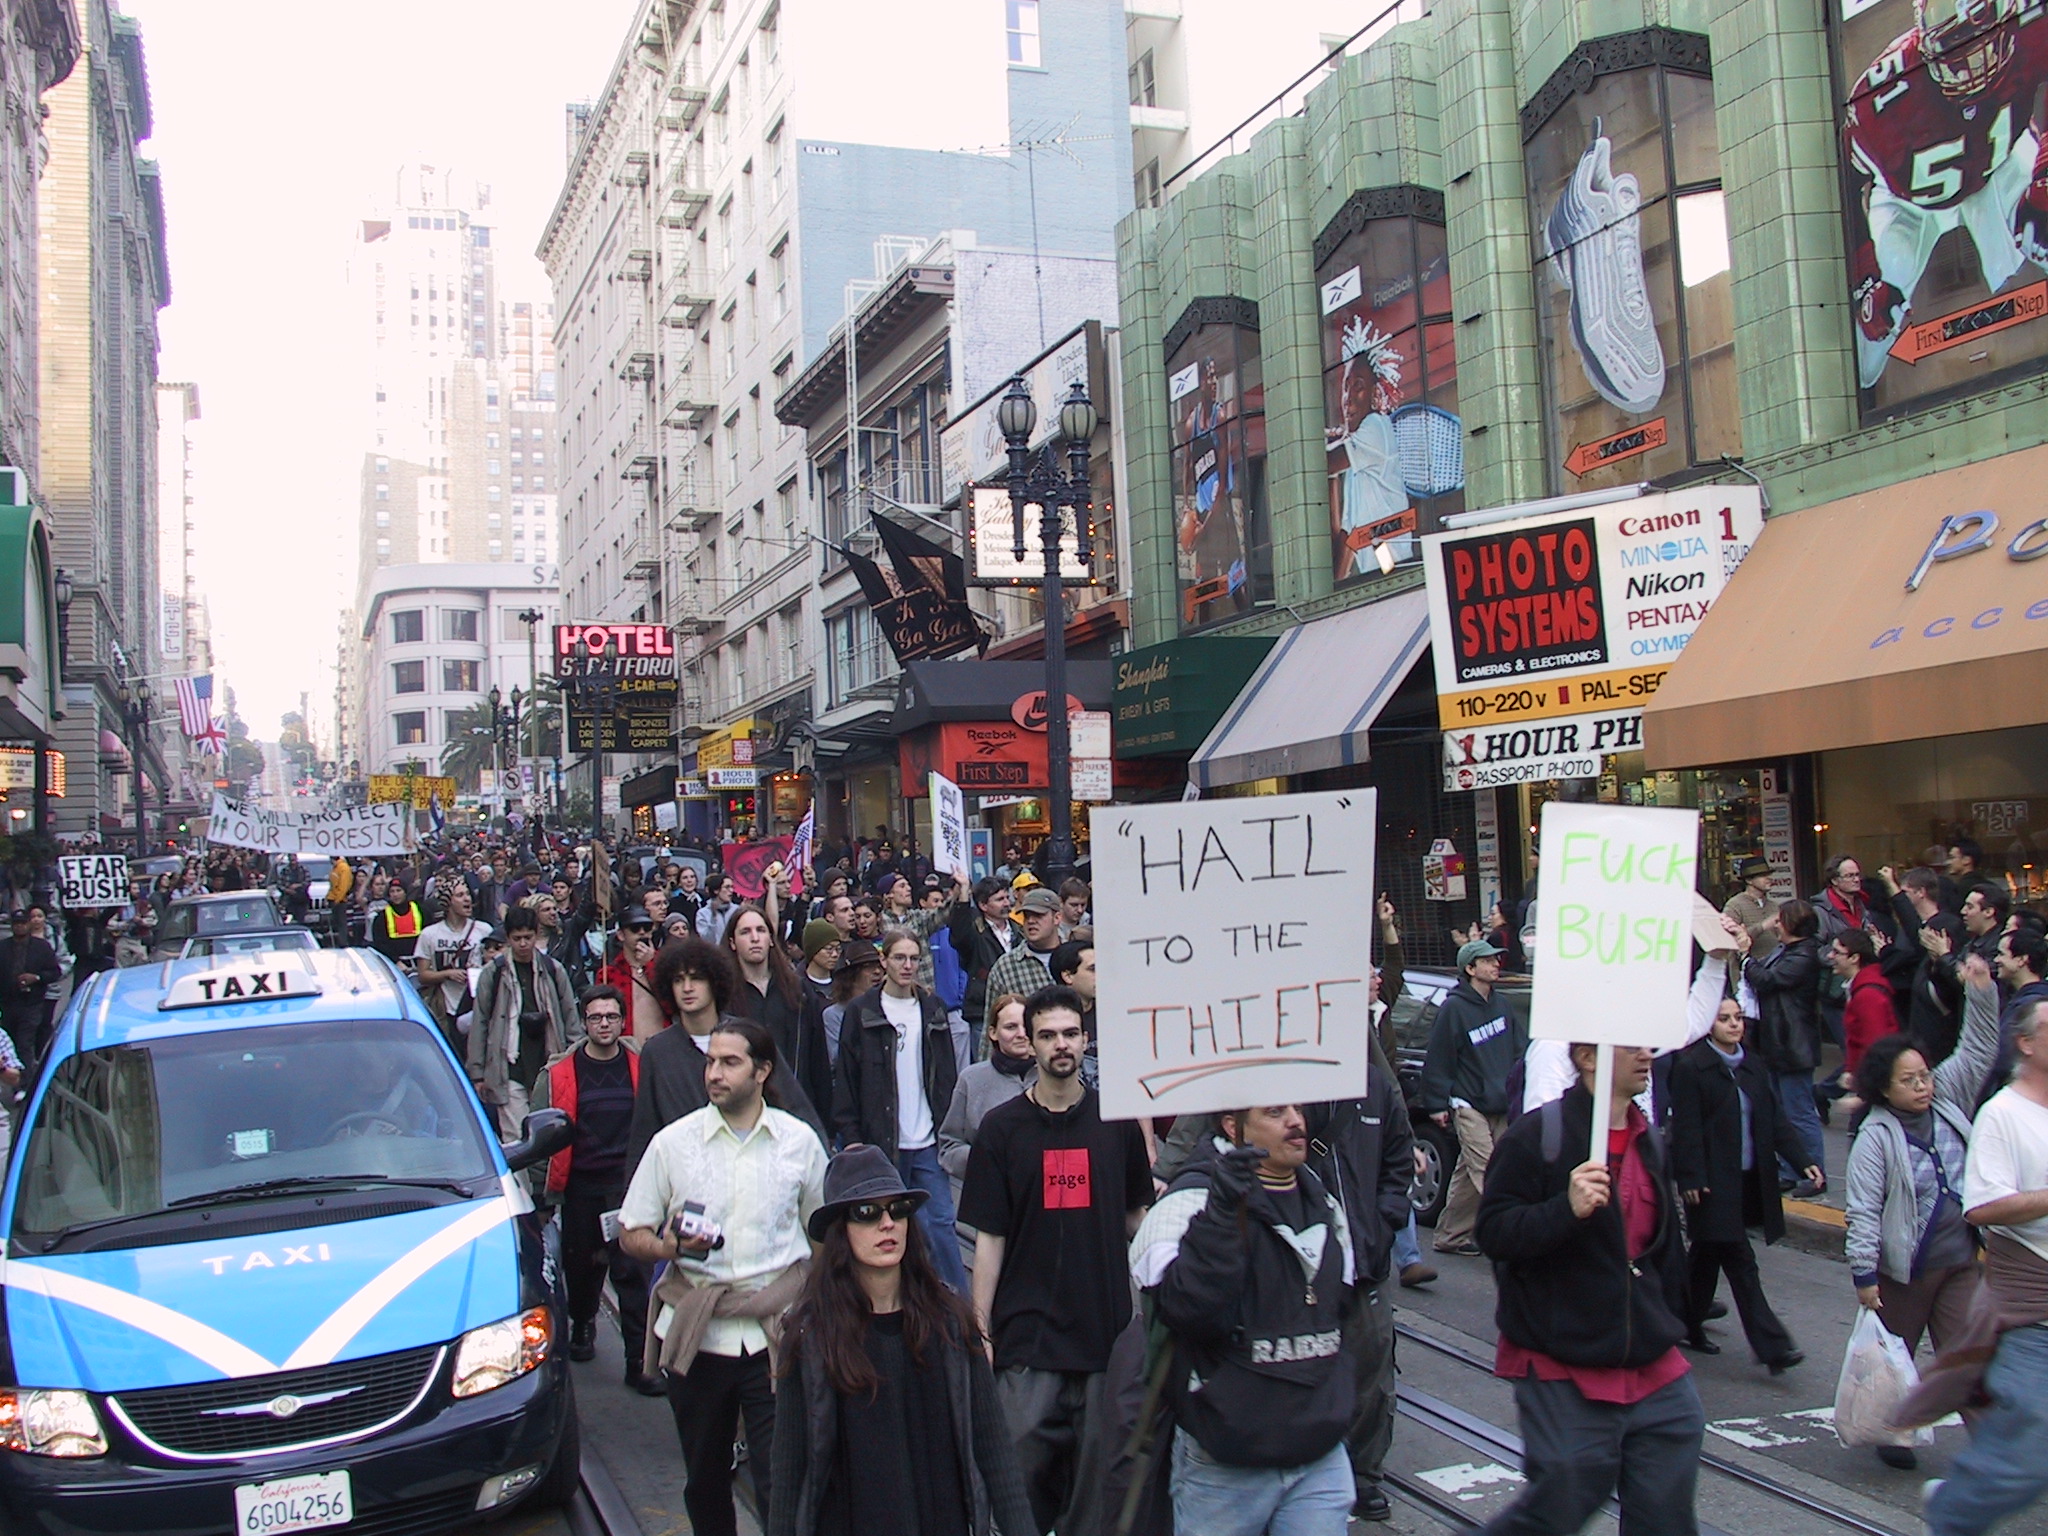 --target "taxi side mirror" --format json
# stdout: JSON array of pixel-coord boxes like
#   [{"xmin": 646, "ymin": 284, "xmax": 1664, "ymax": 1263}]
[{"xmin": 504, "ymin": 1107, "xmax": 574, "ymax": 1172}]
